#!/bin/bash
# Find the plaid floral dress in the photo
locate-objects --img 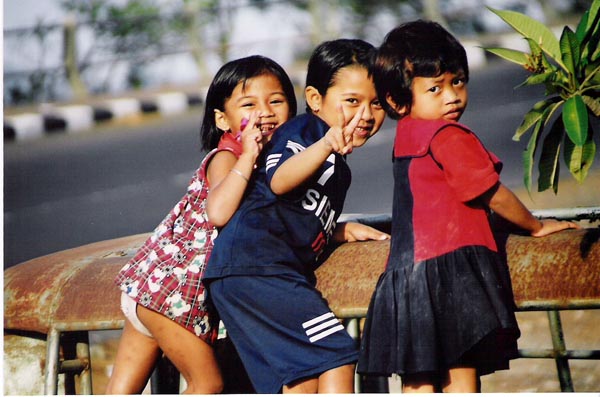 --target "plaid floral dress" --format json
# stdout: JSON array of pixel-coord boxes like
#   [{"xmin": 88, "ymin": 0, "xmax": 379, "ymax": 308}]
[{"xmin": 115, "ymin": 135, "xmax": 241, "ymax": 344}]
